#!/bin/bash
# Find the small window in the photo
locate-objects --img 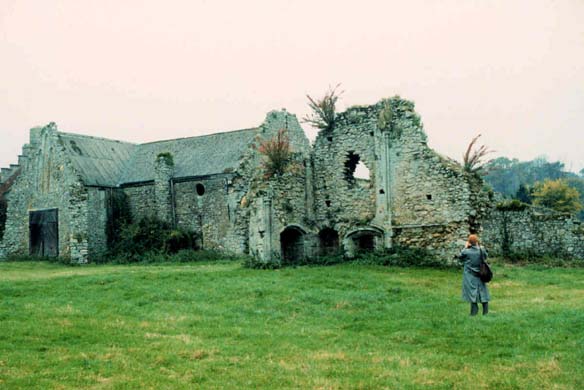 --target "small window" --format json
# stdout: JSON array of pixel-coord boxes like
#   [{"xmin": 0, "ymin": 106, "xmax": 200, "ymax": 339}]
[
  {"xmin": 426, "ymin": 194, "xmax": 432, "ymax": 201},
  {"xmin": 196, "ymin": 183, "xmax": 205, "ymax": 196},
  {"xmin": 327, "ymin": 136, "xmax": 333, "ymax": 142},
  {"xmin": 379, "ymin": 189, "xmax": 385, "ymax": 194},
  {"xmin": 325, "ymin": 200, "xmax": 331, "ymax": 207}
]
